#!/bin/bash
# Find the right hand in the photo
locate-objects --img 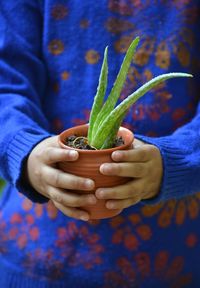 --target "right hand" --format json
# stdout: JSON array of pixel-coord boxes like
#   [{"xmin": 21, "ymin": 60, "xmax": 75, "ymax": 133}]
[{"xmin": 26, "ymin": 136, "xmax": 96, "ymax": 221}]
